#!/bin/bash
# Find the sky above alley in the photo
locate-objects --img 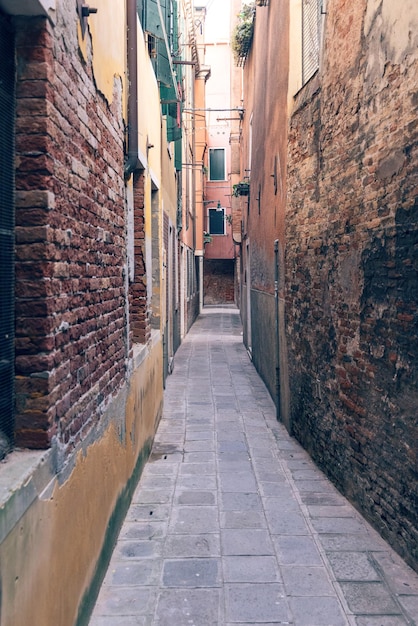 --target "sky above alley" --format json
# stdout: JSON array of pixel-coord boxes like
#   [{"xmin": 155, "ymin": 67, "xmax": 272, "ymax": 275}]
[{"xmin": 195, "ymin": 0, "xmax": 231, "ymax": 40}]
